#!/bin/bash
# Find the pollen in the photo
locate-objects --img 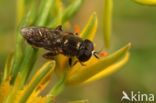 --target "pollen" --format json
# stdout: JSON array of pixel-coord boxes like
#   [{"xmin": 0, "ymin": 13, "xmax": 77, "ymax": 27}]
[
  {"xmin": 74, "ymin": 25, "xmax": 80, "ymax": 34},
  {"xmin": 99, "ymin": 52, "xmax": 108, "ymax": 57}
]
